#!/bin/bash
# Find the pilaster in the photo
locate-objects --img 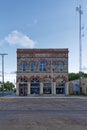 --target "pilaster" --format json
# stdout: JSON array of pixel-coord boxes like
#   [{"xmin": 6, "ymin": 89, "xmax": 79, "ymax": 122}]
[
  {"xmin": 65, "ymin": 82, "xmax": 69, "ymax": 95},
  {"xmin": 16, "ymin": 83, "xmax": 19, "ymax": 96},
  {"xmin": 40, "ymin": 82, "xmax": 43, "ymax": 95},
  {"xmin": 28, "ymin": 82, "xmax": 30, "ymax": 95},
  {"xmin": 53, "ymin": 82, "xmax": 56, "ymax": 95}
]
